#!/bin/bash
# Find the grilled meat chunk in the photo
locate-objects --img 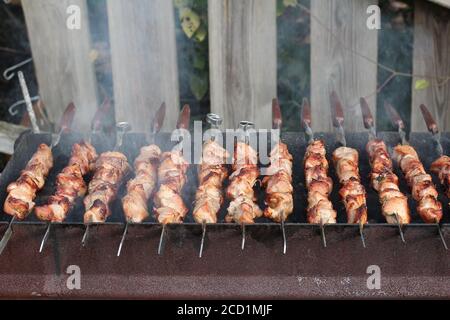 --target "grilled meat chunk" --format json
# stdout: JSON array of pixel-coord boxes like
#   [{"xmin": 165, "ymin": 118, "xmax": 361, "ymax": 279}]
[{"xmin": 4, "ymin": 144, "xmax": 53, "ymax": 220}]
